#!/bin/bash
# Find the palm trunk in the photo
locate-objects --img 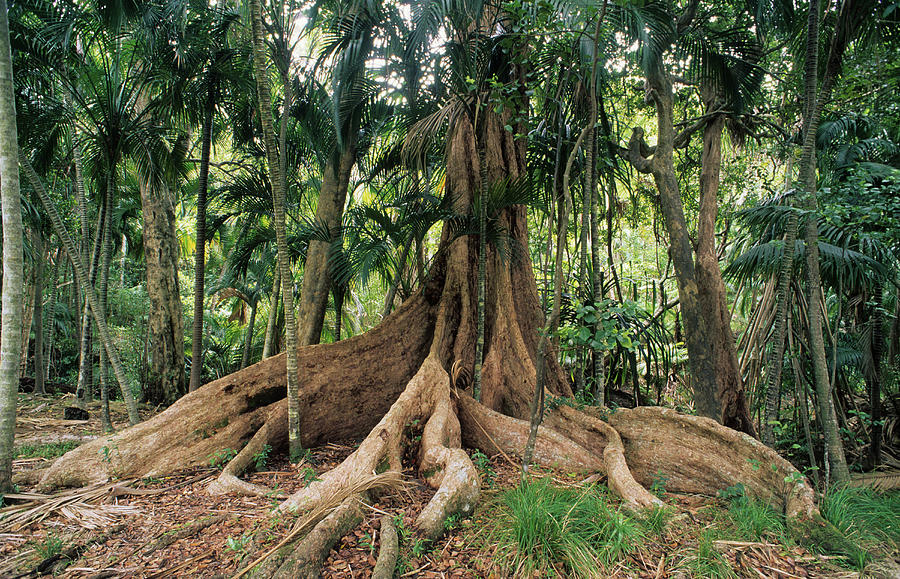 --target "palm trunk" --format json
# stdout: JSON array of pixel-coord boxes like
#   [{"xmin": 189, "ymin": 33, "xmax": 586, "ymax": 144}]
[
  {"xmin": 262, "ymin": 268, "xmax": 280, "ymax": 359},
  {"xmin": 22, "ymin": 156, "xmax": 141, "ymax": 425},
  {"xmin": 44, "ymin": 246, "xmax": 61, "ymax": 382},
  {"xmin": 0, "ymin": 0, "xmax": 24, "ymax": 490},
  {"xmin": 240, "ymin": 300, "xmax": 258, "ymax": 370},
  {"xmin": 798, "ymin": 0, "xmax": 850, "ymax": 484},
  {"xmin": 32, "ymin": 231, "xmax": 45, "ymax": 395},
  {"xmin": 20, "ymin": 260, "xmax": 34, "ymax": 378},
  {"xmin": 76, "ymin": 201, "xmax": 105, "ymax": 403},
  {"xmin": 250, "ymin": 0, "xmax": 302, "ymax": 458},
  {"xmin": 333, "ymin": 286, "xmax": 344, "ymax": 342},
  {"xmin": 867, "ymin": 282, "xmax": 884, "ymax": 468},
  {"xmin": 189, "ymin": 95, "xmax": 215, "ymax": 392},
  {"xmin": 98, "ymin": 184, "xmax": 114, "ymax": 432}
]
